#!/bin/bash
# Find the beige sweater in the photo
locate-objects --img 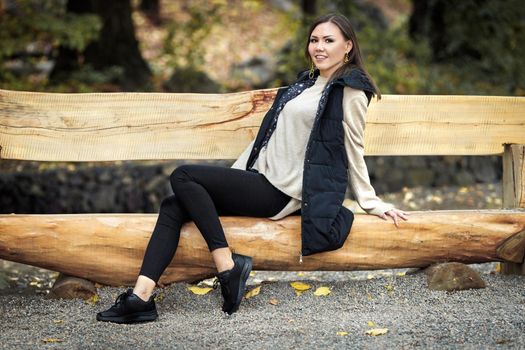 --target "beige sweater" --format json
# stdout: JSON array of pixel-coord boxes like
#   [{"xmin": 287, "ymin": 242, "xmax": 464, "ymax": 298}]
[{"xmin": 231, "ymin": 77, "xmax": 394, "ymax": 220}]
